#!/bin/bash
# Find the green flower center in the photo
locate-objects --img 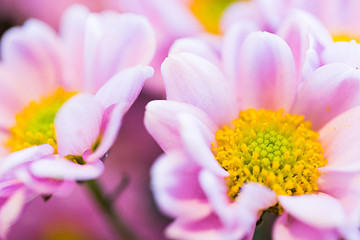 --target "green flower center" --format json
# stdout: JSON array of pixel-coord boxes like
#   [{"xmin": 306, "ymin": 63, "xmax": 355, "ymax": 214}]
[{"xmin": 5, "ymin": 88, "xmax": 76, "ymax": 154}]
